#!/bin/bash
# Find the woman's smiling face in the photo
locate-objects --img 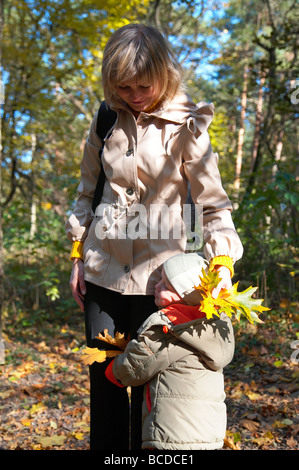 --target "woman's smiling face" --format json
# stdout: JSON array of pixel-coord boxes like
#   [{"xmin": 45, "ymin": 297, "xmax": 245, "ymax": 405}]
[{"xmin": 116, "ymin": 78, "xmax": 160, "ymax": 114}]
